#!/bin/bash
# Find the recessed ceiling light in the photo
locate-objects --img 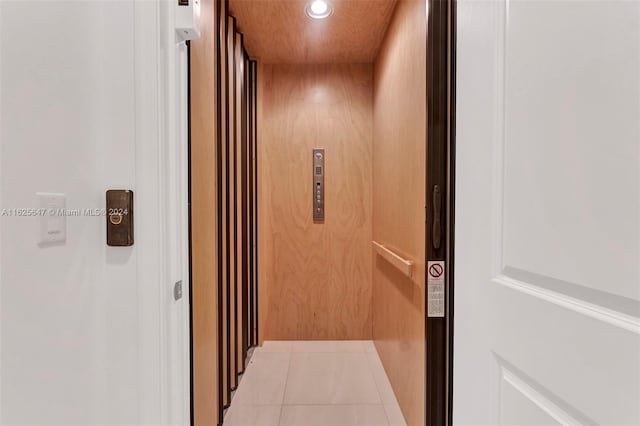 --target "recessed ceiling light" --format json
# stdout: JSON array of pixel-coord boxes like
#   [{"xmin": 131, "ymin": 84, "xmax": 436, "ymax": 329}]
[{"xmin": 305, "ymin": 0, "xmax": 332, "ymax": 19}]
